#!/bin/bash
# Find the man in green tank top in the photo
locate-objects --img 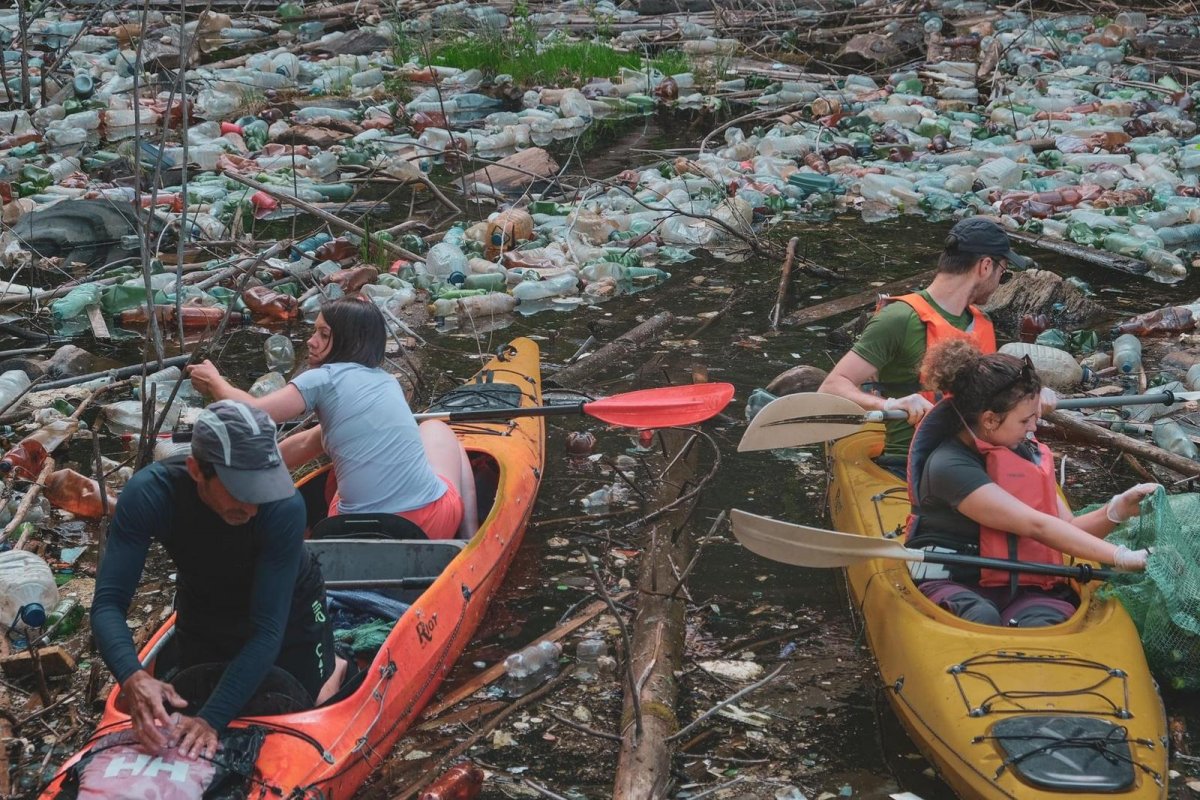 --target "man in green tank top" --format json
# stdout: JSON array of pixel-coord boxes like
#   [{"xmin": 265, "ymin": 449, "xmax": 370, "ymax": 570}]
[{"xmin": 819, "ymin": 218, "xmax": 1031, "ymax": 475}]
